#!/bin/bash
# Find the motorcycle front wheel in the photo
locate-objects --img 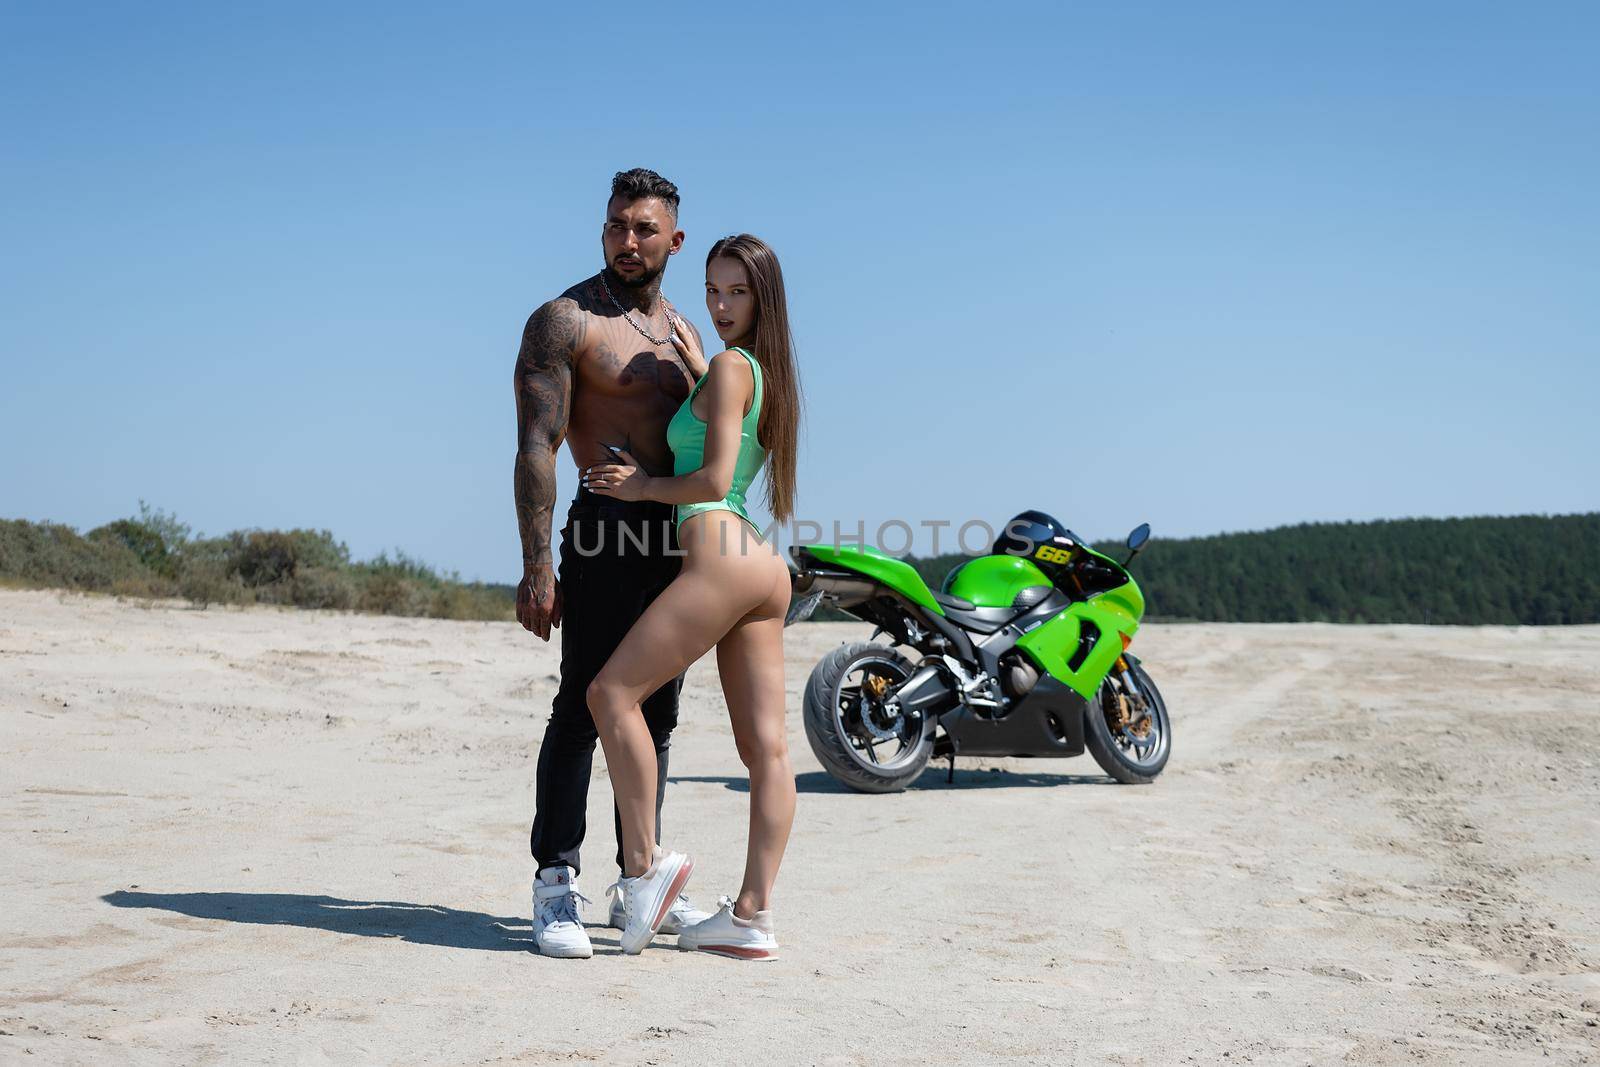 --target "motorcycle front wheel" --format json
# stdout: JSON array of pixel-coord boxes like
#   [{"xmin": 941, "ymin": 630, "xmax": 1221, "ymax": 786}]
[
  {"xmin": 803, "ymin": 641, "xmax": 933, "ymax": 793},
  {"xmin": 1085, "ymin": 662, "xmax": 1172, "ymax": 784}
]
